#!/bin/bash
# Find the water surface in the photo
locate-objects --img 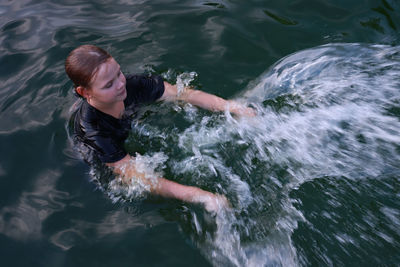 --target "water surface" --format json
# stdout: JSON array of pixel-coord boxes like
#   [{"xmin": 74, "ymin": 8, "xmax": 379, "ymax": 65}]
[{"xmin": 0, "ymin": 0, "xmax": 399, "ymax": 266}]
